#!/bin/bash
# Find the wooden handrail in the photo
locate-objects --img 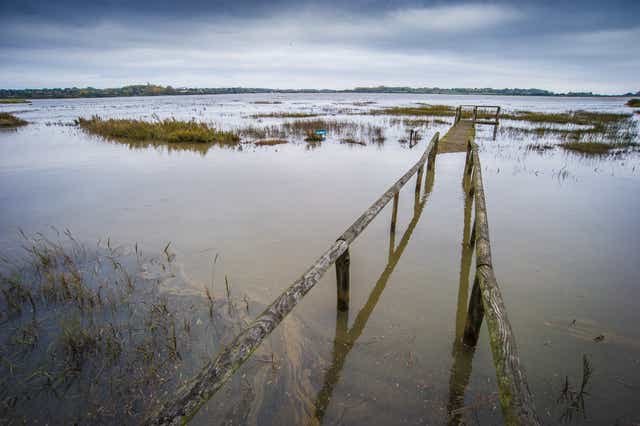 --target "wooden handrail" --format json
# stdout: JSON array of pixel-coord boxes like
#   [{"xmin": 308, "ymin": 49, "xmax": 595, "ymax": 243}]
[
  {"xmin": 466, "ymin": 141, "xmax": 541, "ymax": 425},
  {"xmin": 147, "ymin": 133, "xmax": 440, "ymax": 425}
]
